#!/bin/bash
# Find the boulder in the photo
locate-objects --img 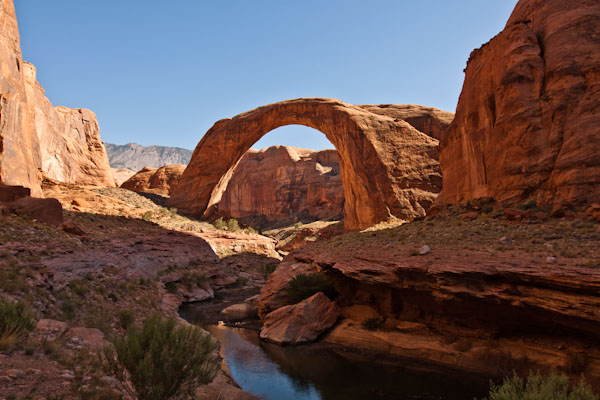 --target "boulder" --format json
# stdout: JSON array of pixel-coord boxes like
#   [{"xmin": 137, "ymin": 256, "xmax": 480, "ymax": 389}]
[
  {"xmin": 61, "ymin": 221, "xmax": 86, "ymax": 236},
  {"xmin": 65, "ymin": 327, "xmax": 109, "ymax": 349},
  {"xmin": 221, "ymin": 303, "xmax": 258, "ymax": 321},
  {"xmin": 0, "ymin": 184, "xmax": 30, "ymax": 203},
  {"xmin": 437, "ymin": 0, "xmax": 600, "ymax": 208},
  {"xmin": 5, "ymin": 196, "xmax": 63, "ymax": 226},
  {"xmin": 259, "ymin": 292, "xmax": 339, "ymax": 345}
]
